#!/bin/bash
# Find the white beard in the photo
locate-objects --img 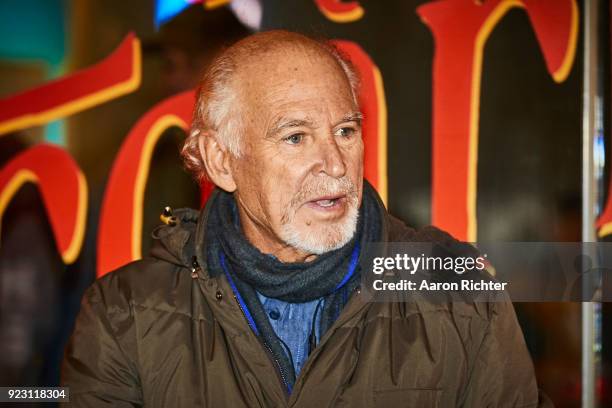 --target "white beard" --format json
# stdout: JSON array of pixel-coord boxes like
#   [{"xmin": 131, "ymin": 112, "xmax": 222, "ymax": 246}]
[{"xmin": 279, "ymin": 197, "xmax": 360, "ymax": 255}]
